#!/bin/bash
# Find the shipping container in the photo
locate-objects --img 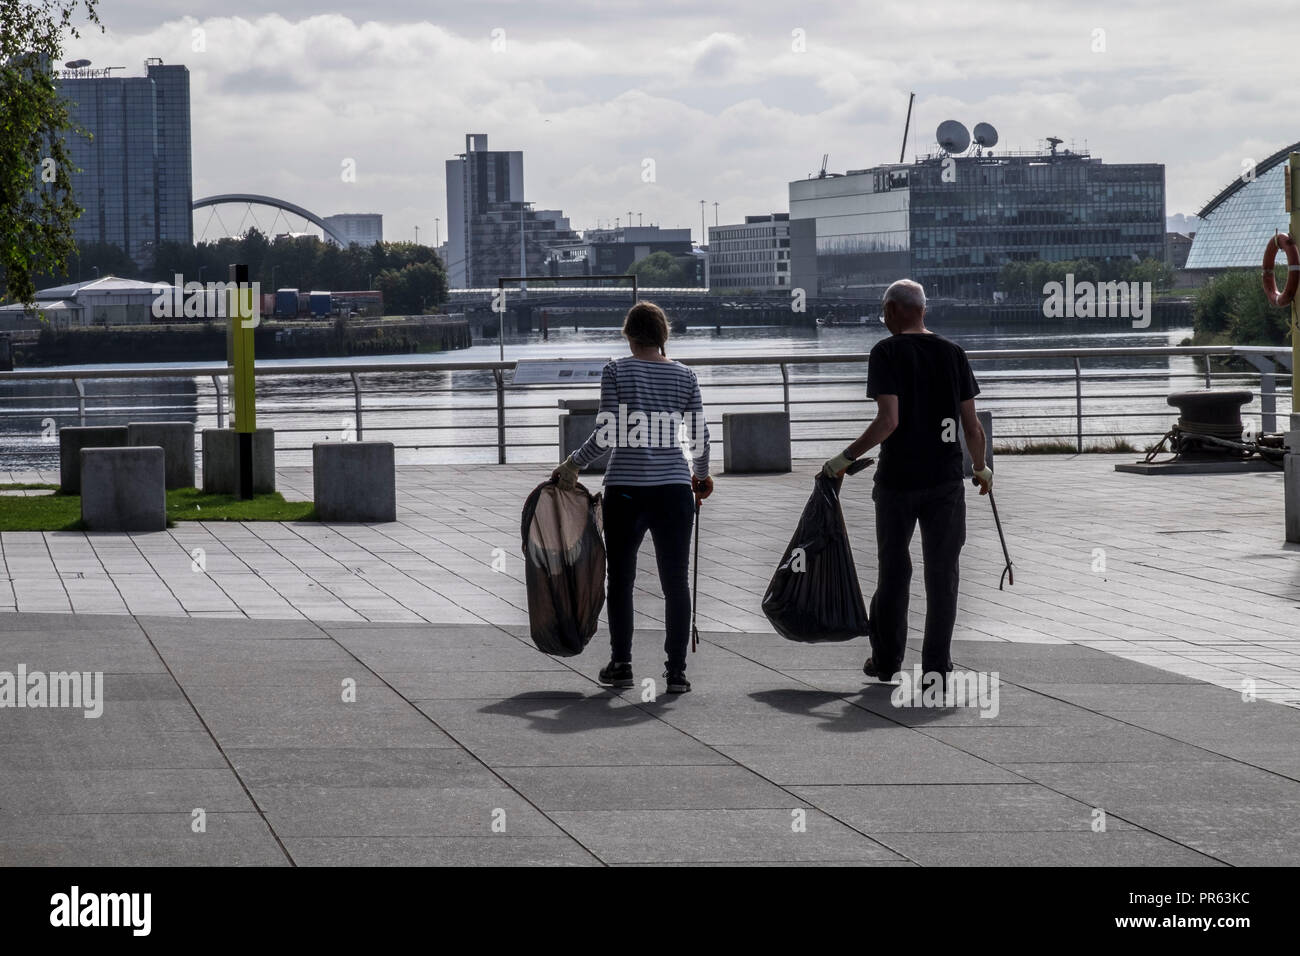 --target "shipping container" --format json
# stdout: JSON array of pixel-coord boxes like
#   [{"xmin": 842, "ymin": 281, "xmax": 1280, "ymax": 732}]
[
  {"xmin": 309, "ymin": 291, "xmax": 332, "ymax": 318},
  {"xmin": 275, "ymin": 288, "xmax": 299, "ymax": 319}
]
